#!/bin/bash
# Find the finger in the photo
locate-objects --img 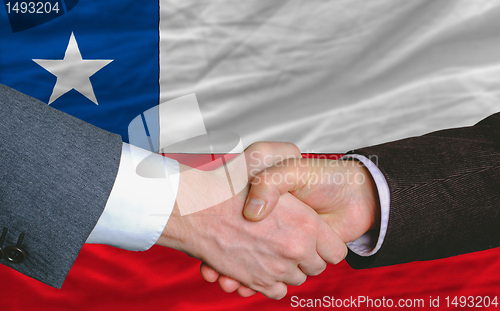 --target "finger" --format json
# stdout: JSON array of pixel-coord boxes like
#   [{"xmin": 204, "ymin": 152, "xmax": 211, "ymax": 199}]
[
  {"xmin": 298, "ymin": 255, "xmax": 327, "ymax": 277},
  {"xmin": 237, "ymin": 286, "xmax": 258, "ymax": 297},
  {"xmin": 260, "ymin": 282, "xmax": 288, "ymax": 300},
  {"xmin": 200, "ymin": 263, "xmax": 220, "ymax": 283},
  {"xmin": 283, "ymin": 270, "xmax": 308, "ymax": 287},
  {"xmin": 275, "ymin": 263, "xmax": 308, "ymax": 287},
  {"xmin": 218, "ymin": 276, "xmax": 241, "ymax": 293},
  {"xmin": 316, "ymin": 220, "xmax": 348, "ymax": 265},
  {"xmin": 222, "ymin": 142, "xmax": 302, "ymax": 201},
  {"xmin": 243, "ymin": 158, "xmax": 311, "ymax": 221}
]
